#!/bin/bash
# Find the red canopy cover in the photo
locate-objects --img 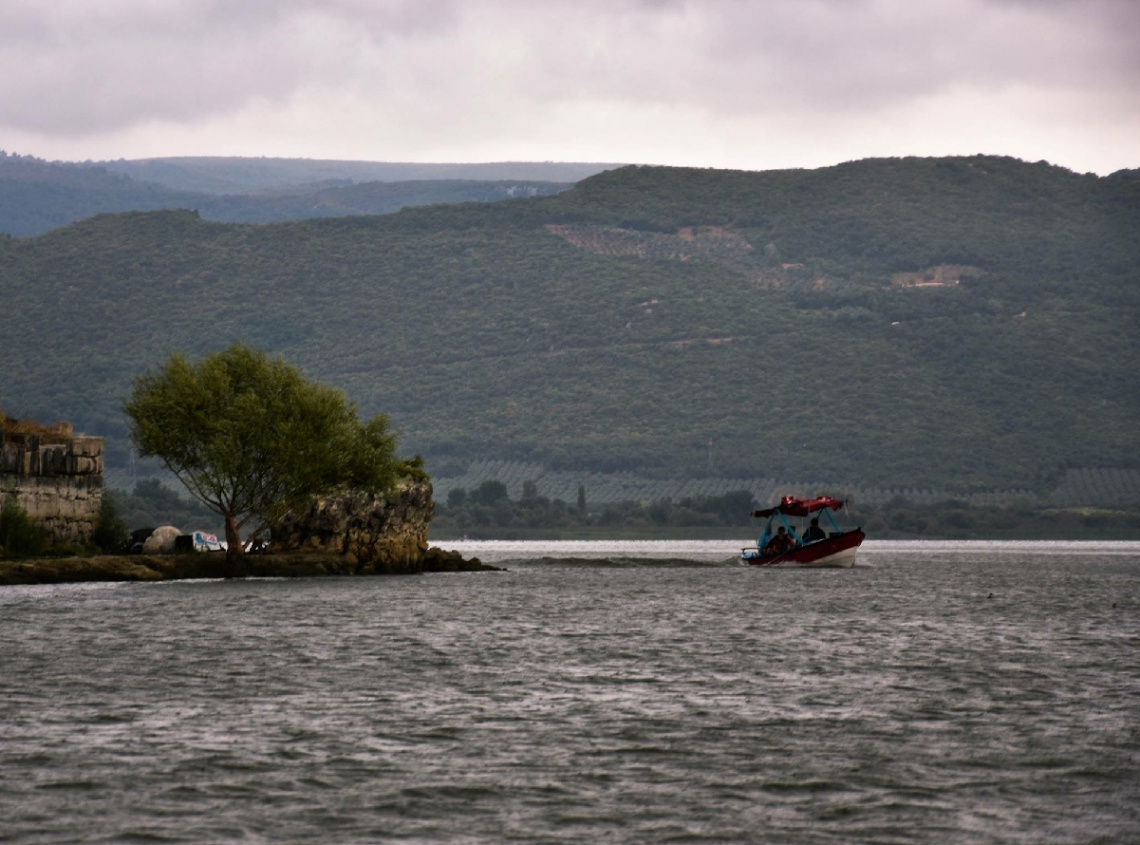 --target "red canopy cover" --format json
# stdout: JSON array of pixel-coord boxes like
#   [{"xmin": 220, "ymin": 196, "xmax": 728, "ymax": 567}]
[{"xmin": 752, "ymin": 496, "xmax": 845, "ymax": 518}]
